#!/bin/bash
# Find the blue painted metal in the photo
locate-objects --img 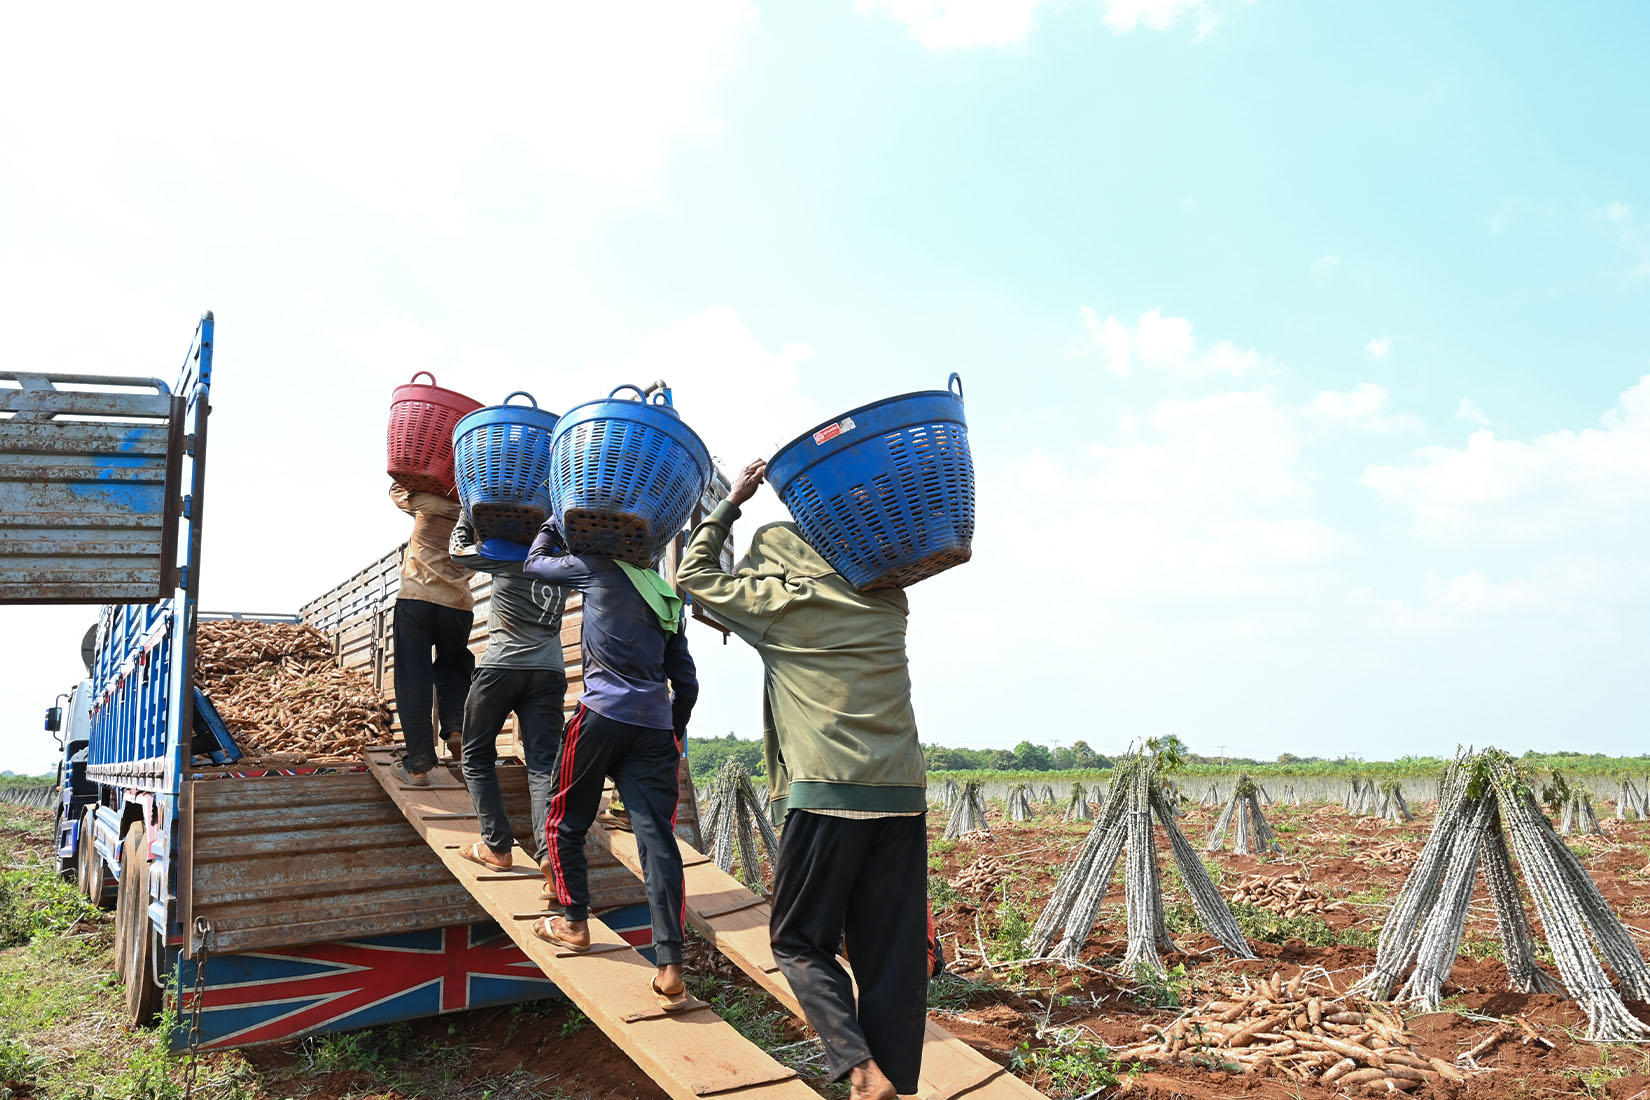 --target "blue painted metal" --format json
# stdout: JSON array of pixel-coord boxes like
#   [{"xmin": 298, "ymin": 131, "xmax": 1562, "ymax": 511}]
[
  {"xmin": 452, "ymin": 391, "xmax": 561, "ymax": 543},
  {"xmin": 768, "ymin": 373, "xmax": 975, "ymax": 590},
  {"xmin": 548, "ymin": 383, "xmax": 711, "ymax": 564}
]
